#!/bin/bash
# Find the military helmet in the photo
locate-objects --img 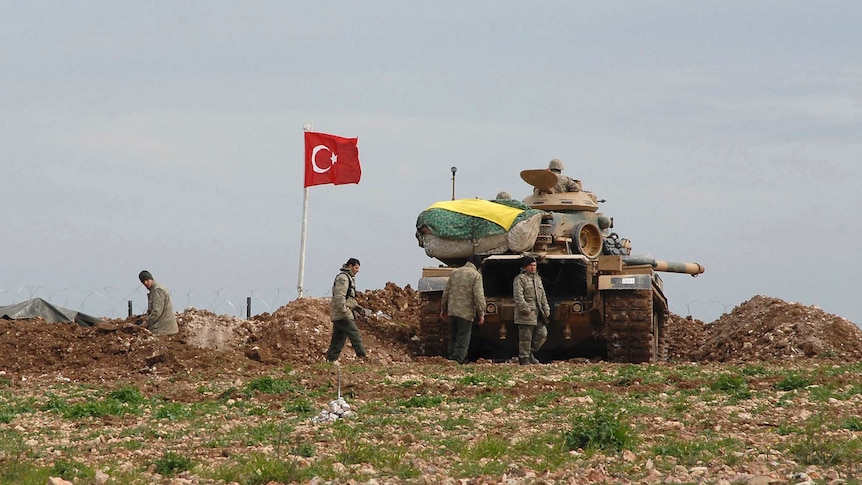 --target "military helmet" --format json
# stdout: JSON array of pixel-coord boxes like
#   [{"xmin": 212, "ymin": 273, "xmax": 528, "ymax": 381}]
[
  {"xmin": 495, "ymin": 191, "xmax": 511, "ymax": 200},
  {"xmin": 548, "ymin": 158, "xmax": 564, "ymax": 172}
]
